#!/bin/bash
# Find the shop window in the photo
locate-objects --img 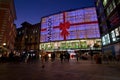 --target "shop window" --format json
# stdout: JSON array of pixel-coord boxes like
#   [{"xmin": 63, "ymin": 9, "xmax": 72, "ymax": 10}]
[{"xmin": 111, "ymin": 30, "xmax": 116, "ymax": 42}]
